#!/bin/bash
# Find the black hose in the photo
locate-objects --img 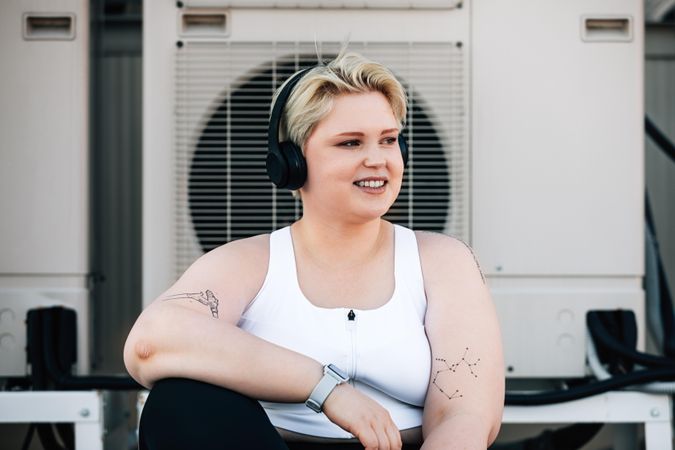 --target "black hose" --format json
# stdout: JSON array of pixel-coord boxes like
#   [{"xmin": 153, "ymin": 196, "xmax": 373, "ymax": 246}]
[
  {"xmin": 41, "ymin": 307, "xmax": 143, "ymax": 390},
  {"xmin": 506, "ymin": 366, "xmax": 675, "ymax": 405},
  {"xmin": 645, "ymin": 192, "xmax": 675, "ymax": 357},
  {"xmin": 646, "ymin": 116, "xmax": 675, "ymax": 164},
  {"xmin": 27, "ymin": 310, "xmax": 70, "ymax": 450},
  {"xmin": 587, "ymin": 311, "xmax": 675, "ymax": 368},
  {"xmin": 20, "ymin": 424, "xmax": 36, "ymax": 450}
]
